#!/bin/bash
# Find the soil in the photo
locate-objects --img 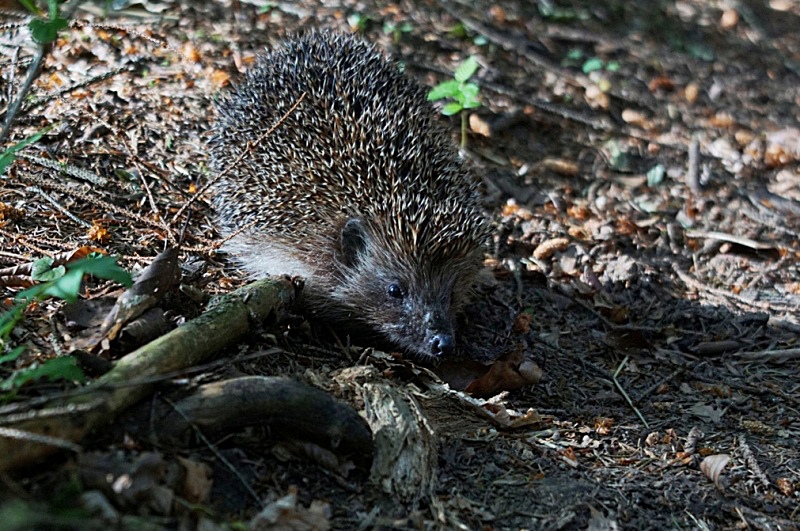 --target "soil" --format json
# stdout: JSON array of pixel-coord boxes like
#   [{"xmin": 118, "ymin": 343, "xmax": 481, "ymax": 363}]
[{"xmin": 1, "ymin": 1, "xmax": 799, "ymax": 529}]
